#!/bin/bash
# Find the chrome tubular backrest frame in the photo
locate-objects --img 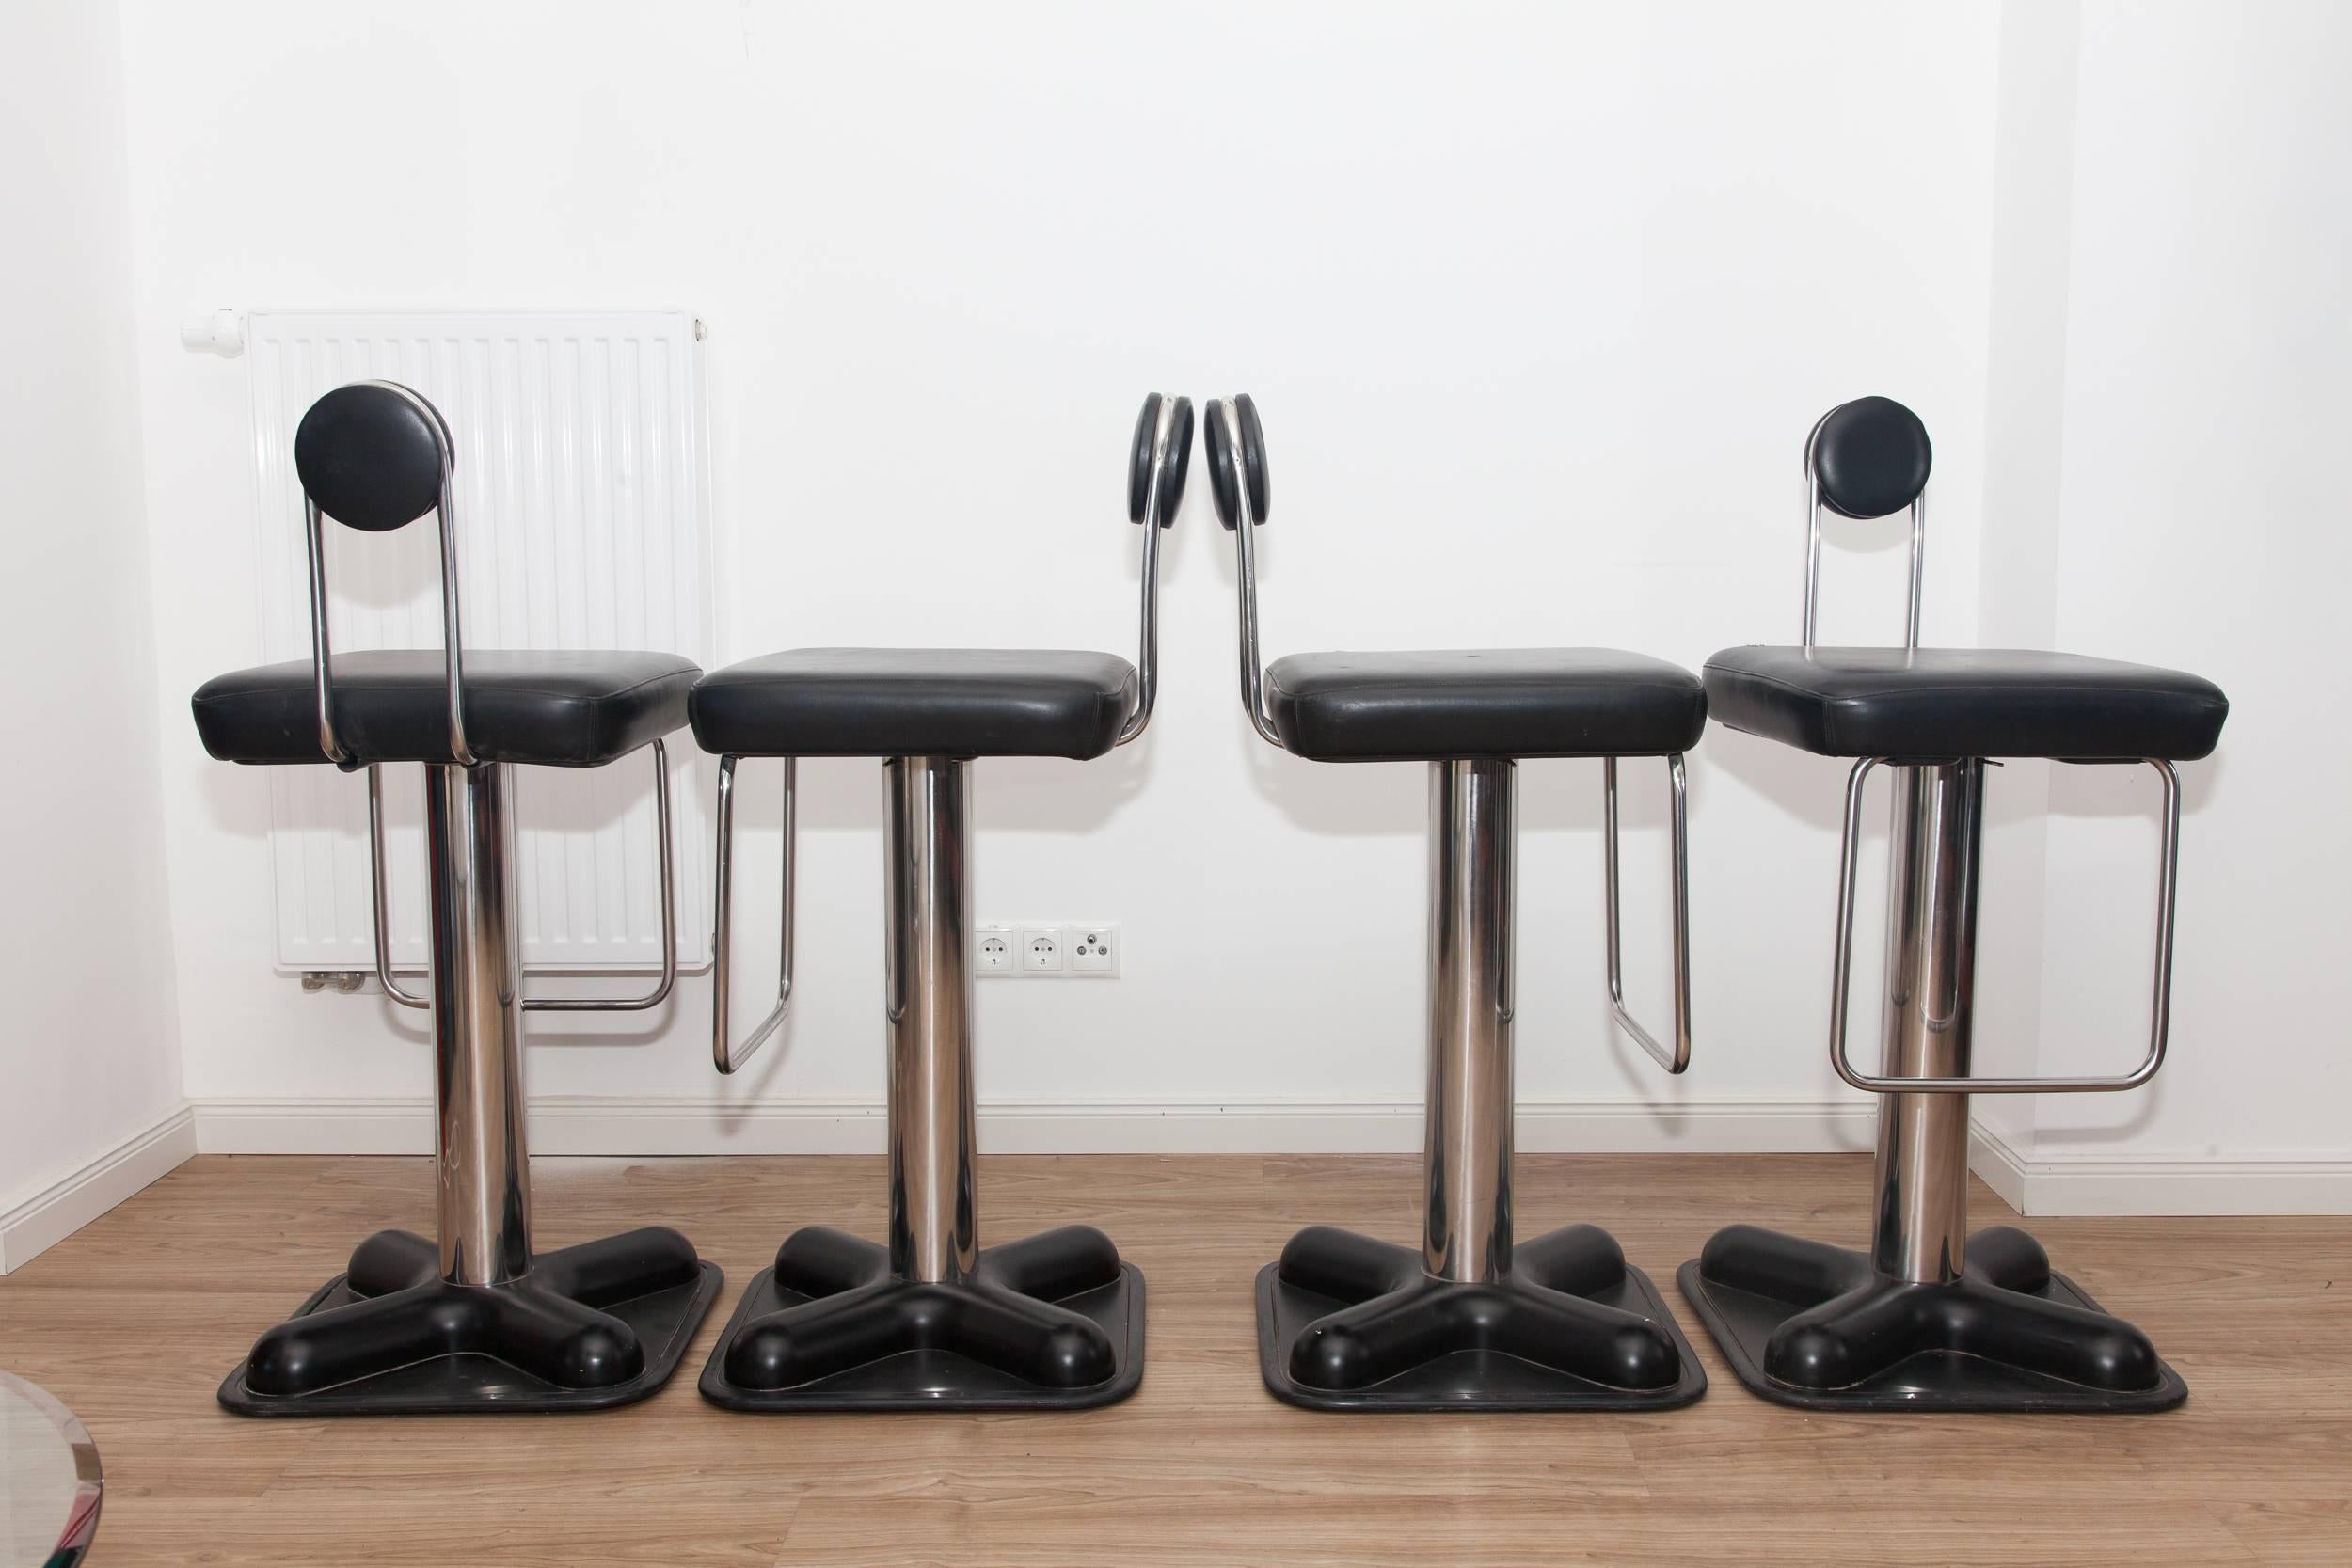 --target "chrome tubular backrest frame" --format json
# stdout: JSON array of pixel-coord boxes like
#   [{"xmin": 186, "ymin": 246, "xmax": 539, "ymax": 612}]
[
  {"xmin": 304, "ymin": 379, "xmax": 476, "ymax": 768},
  {"xmin": 315, "ymin": 380, "xmax": 678, "ymax": 1015},
  {"xmin": 1827, "ymin": 754, "xmax": 2182, "ymax": 1094},
  {"xmin": 1115, "ymin": 392, "xmax": 1185, "ymax": 748},
  {"xmin": 1799, "ymin": 424, "xmax": 1927, "ymax": 655},
  {"xmin": 302, "ymin": 495, "xmax": 347, "ymax": 763},
  {"xmin": 1207, "ymin": 396, "xmax": 1282, "ymax": 747}
]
